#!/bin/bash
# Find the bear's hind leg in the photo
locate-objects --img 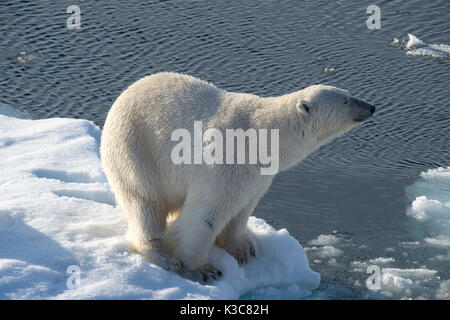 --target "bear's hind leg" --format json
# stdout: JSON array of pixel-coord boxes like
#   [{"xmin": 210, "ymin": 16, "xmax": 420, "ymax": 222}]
[{"xmin": 120, "ymin": 193, "xmax": 182, "ymax": 272}]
